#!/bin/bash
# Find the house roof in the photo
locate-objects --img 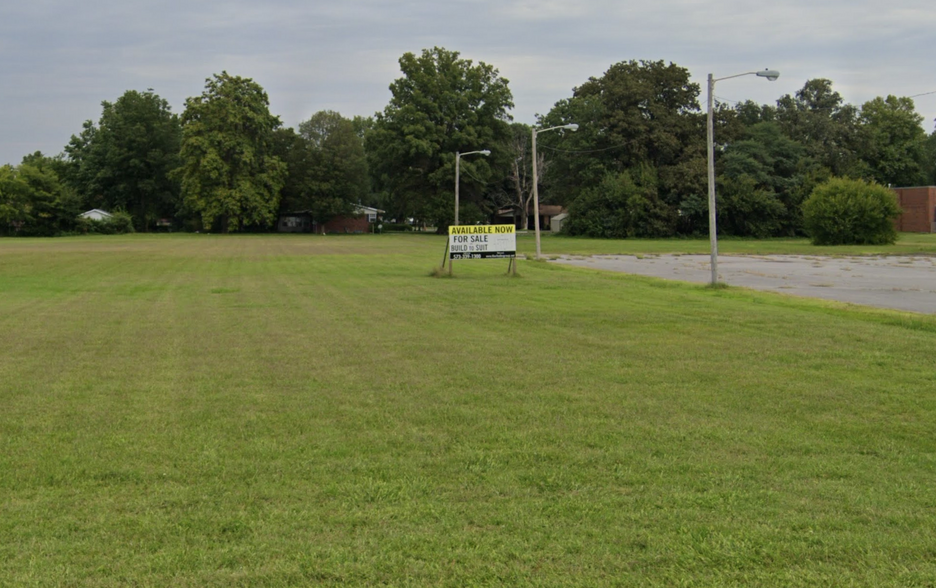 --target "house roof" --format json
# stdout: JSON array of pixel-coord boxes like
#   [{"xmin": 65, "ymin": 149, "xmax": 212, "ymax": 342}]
[
  {"xmin": 496, "ymin": 205, "xmax": 566, "ymax": 216},
  {"xmin": 539, "ymin": 205, "xmax": 565, "ymax": 216},
  {"xmin": 281, "ymin": 206, "xmax": 385, "ymax": 217},
  {"xmin": 79, "ymin": 209, "xmax": 113, "ymax": 219}
]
